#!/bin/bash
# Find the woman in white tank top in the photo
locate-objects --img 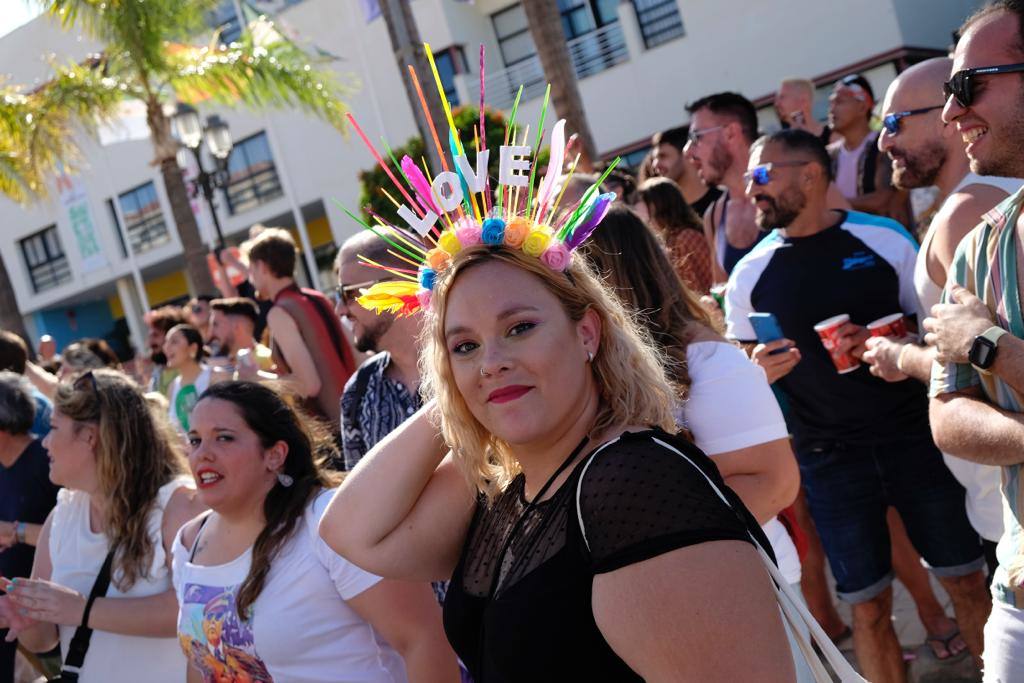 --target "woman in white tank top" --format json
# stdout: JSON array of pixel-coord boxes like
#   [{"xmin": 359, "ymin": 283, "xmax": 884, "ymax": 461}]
[{"xmin": 0, "ymin": 369, "xmax": 205, "ymax": 682}]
